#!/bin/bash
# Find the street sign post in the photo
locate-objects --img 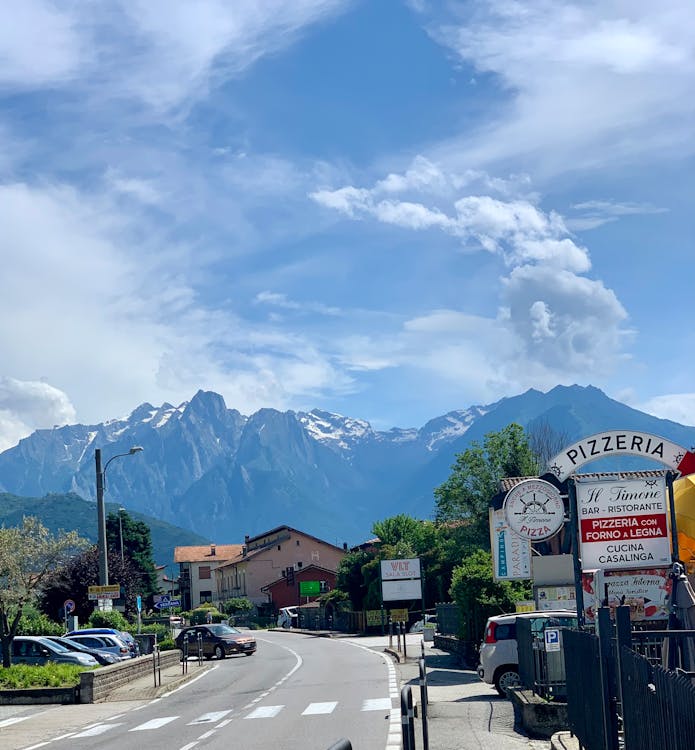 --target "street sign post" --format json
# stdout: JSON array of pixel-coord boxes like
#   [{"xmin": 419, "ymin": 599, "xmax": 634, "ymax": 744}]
[{"xmin": 87, "ymin": 584, "xmax": 121, "ymax": 600}]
